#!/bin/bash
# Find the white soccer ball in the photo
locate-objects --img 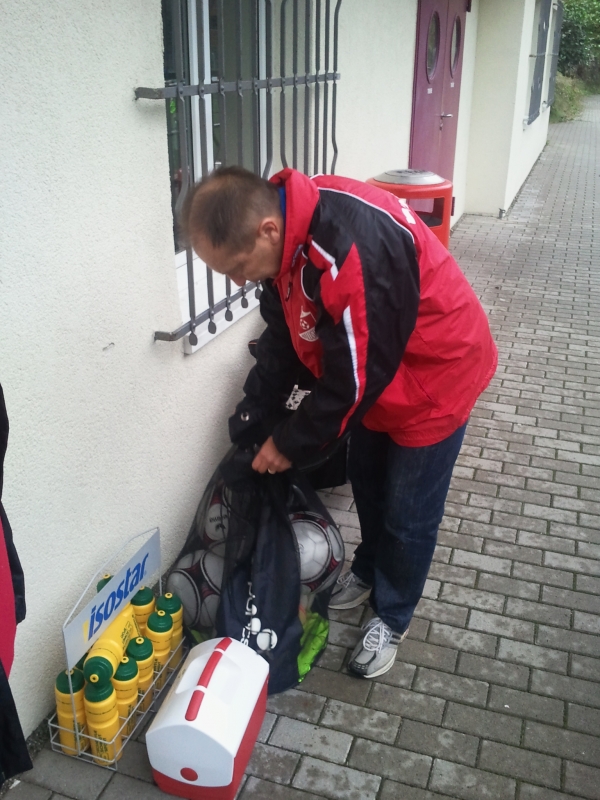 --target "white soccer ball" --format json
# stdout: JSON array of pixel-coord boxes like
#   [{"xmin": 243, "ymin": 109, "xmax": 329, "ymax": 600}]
[
  {"xmin": 290, "ymin": 511, "xmax": 344, "ymax": 593},
  {"xmin": 200, "ymin": 548, "xmax": 225, "ymax": 593},
  {"xmin": 204, "ymin": 487, "xmax": 229, "ymax": 545},
  {"xmin": 166, "ymin": 569, "xmax": 200, "ymax": 628},
  {"xmin": 198, "ymin": 581, "xmax": 220, "ymax": 628}
]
